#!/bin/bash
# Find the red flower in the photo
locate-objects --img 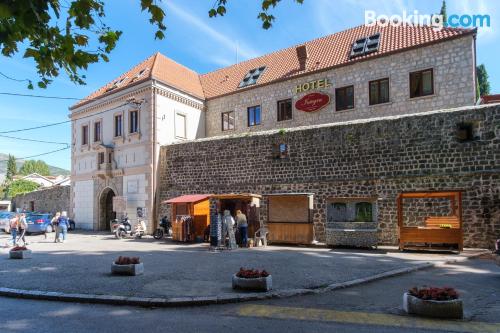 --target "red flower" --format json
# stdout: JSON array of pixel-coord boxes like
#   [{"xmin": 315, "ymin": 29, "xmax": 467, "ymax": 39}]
[
  {"xmin": 236, "ymin": 268, "xmax": 270, "ymax": 278},
  {"xmin": 408, "ymin": 286, "xmax": 459, "ymax": 301}
]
